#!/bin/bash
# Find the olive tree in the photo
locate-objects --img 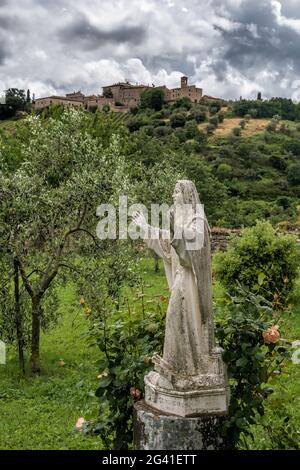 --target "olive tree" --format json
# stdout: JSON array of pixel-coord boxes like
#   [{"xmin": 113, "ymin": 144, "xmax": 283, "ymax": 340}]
[{"xmin": 0, "ymin": 109, "xmax": 131, "ymax": 373}]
